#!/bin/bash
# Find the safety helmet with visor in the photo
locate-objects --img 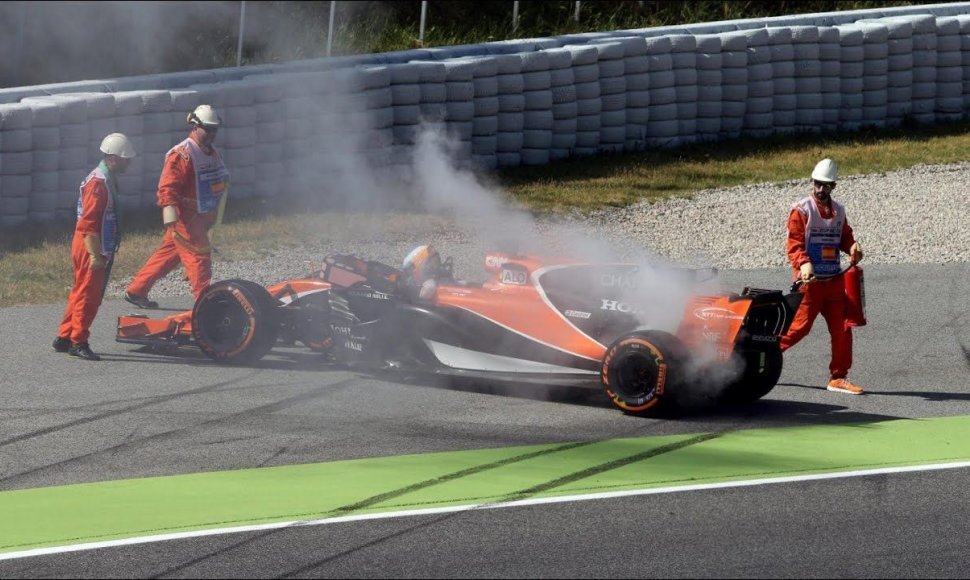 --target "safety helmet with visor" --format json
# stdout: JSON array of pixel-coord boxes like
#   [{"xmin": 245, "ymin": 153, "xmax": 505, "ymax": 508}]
[
  {"xmin": 99, "ymin": 132, "xmax": 137, "ymax": 159},
  {"xmin": 811, "ymin": 158, "xmax": 838, "ymax": 186},
  {"xmin": 402, "ymin": 245, "xmax": 441, "ymax": 286},
  {"xmin": 187, "ymin": 104, "xmax": 222, "ymax": 132}
]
